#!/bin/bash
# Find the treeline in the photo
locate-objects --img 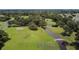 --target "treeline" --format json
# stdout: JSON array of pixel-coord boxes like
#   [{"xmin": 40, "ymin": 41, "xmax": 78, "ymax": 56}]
[
  {"xmin": 8, "ymin": 14, "xmax": 47, "ymax": 30},
  {"xmin": 0, "ymin": 9, "xmax": 79, "ymax": 14}
]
